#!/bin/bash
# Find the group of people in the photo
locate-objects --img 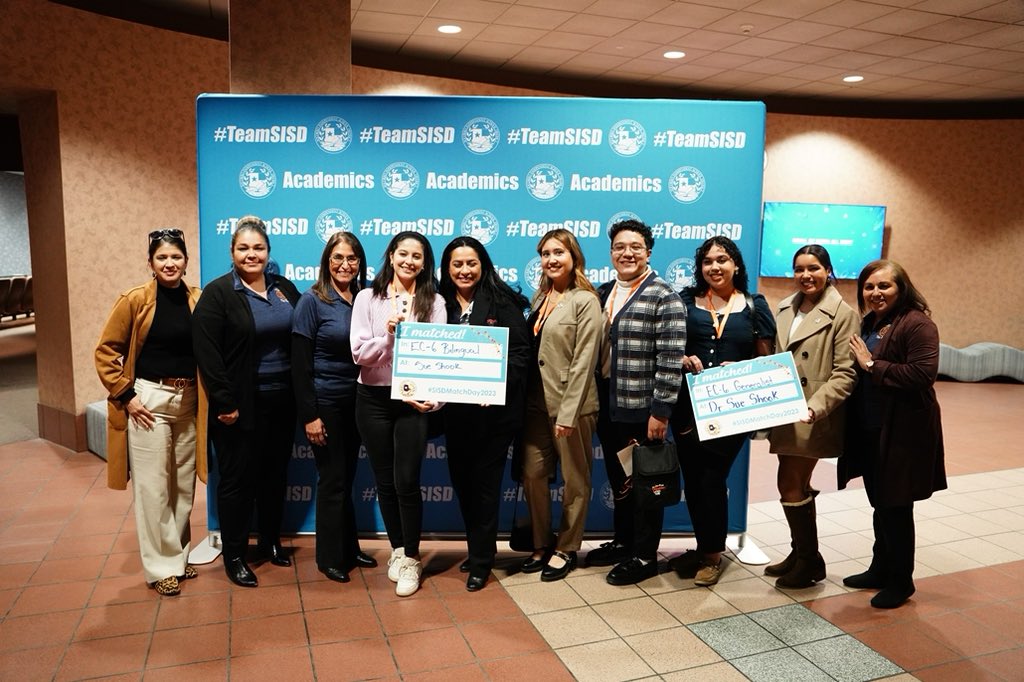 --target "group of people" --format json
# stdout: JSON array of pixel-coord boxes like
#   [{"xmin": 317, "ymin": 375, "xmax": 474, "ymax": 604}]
[{"xmin": 95, "ymin": 216, "xmax": 945, "ymax": 609}]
